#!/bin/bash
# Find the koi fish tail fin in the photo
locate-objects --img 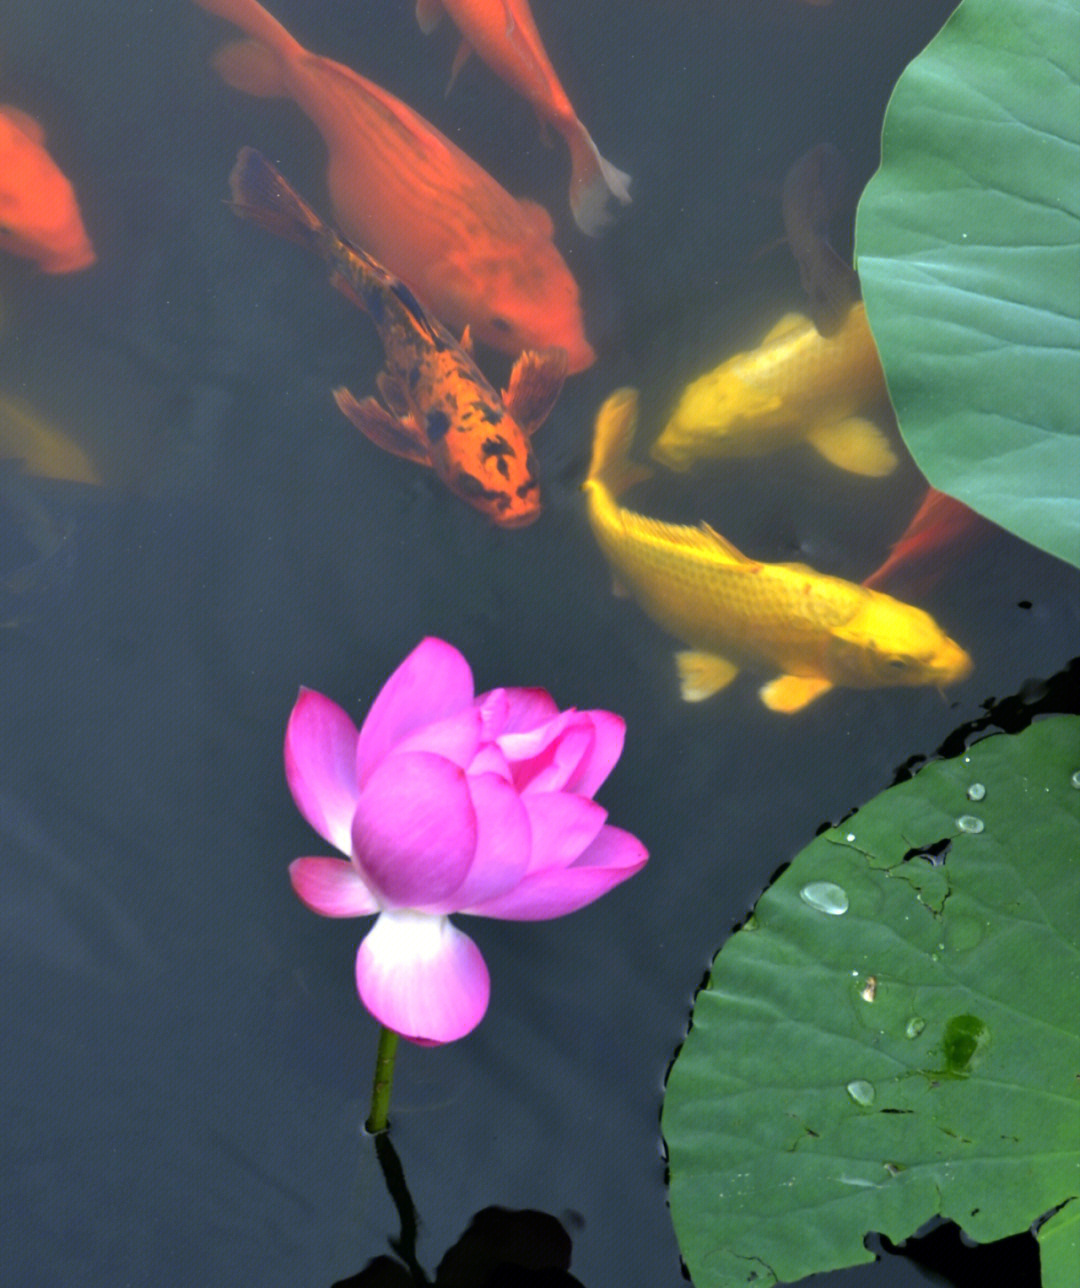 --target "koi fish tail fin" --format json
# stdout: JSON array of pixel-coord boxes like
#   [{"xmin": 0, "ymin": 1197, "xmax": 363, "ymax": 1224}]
[
  {"xmin": 228, "ymin": 147, "xmax": 326, "ymax": 250},
  {"xmin": 566, "ymin": 124, "xmax": 631, "ymax": 237},
  {"xmin": 586, "ymin": 389, "xmax": 652, "ymax": 499},
  {"xmin": 194, "ymin": 0, "xmax": 304, "ymax": 68}
]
